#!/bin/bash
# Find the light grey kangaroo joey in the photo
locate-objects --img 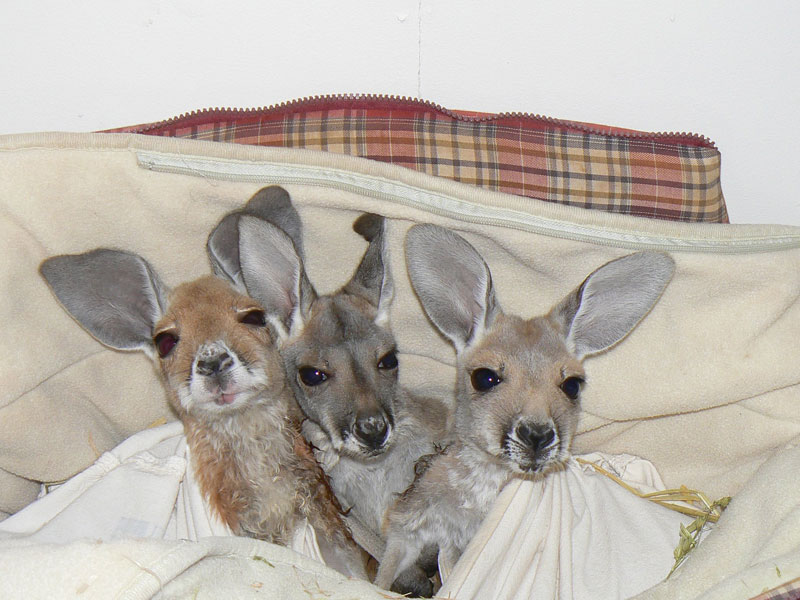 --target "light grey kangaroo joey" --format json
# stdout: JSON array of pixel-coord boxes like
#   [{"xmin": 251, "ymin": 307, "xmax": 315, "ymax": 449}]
[
  {"xmin": 373, "ymin": 224, "xmax": 675, "ymax": 594},
  {"xmin": 209, "ymin": 205, "xmax": 449, "ymax": 596},
  {"xmin": 39, "ymin": 244, "xmax": 367, "ymax": 580}
]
